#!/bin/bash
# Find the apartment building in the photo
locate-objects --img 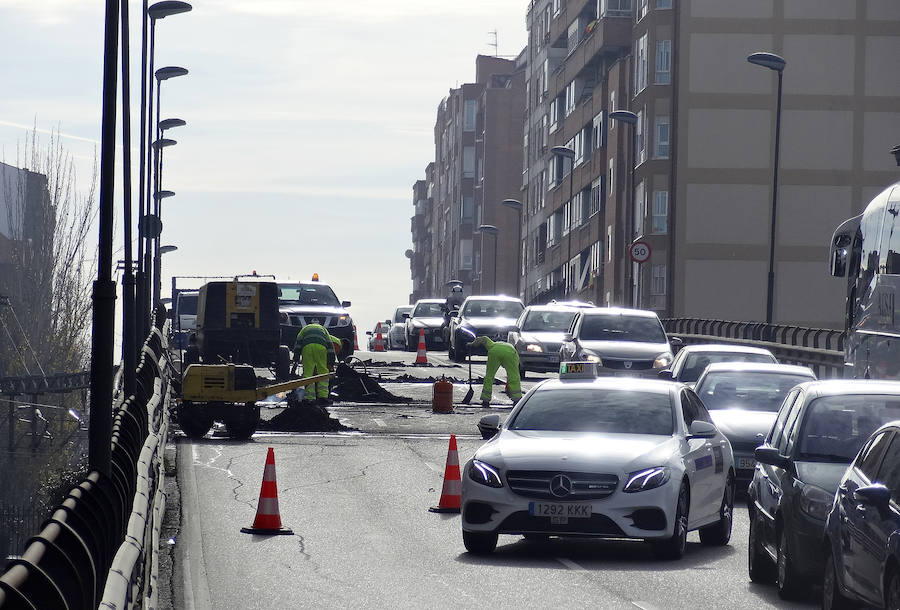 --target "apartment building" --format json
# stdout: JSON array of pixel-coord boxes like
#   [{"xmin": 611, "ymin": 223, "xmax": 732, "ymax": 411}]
[
  {"xmin": 521, "ymin": 0, "xmax": 900, "ymax": 329},
  {"xmin": 410, "ymin": 54, "xmax": 526, "ymax": 301}
]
